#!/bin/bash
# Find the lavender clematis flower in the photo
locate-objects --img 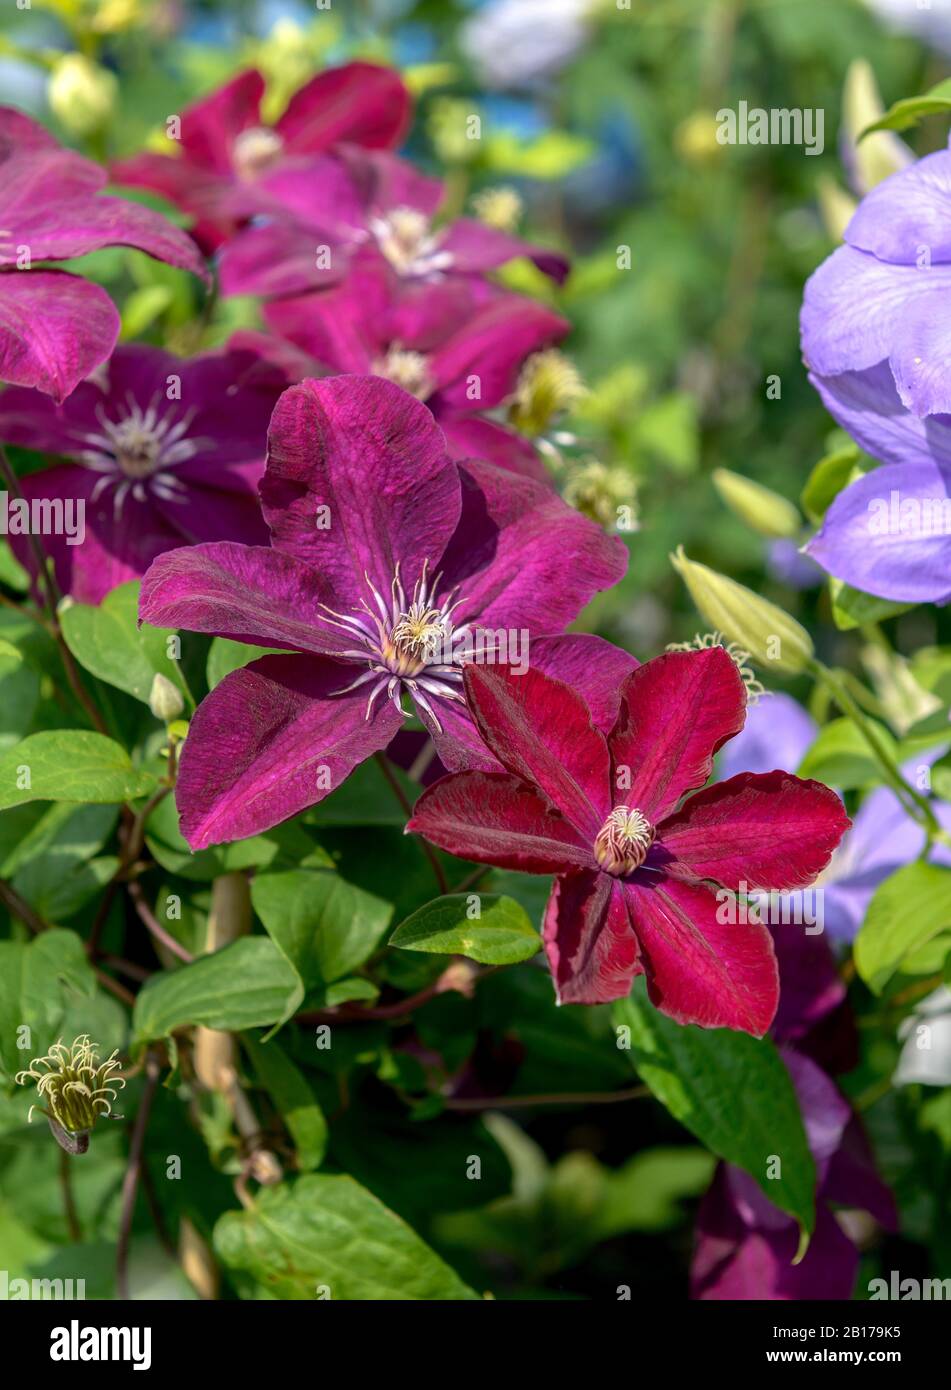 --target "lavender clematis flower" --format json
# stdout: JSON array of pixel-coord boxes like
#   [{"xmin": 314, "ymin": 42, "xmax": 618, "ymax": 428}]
[
  {"xmin": 257, "ymin": 251, "xmax": 568, "ymax": 480},
  {"xmin": 111, "ymin": 64, "xmax": 411, "ymax": 251},
  {"xmin": 138, "ymin": 375, "xmax": 626, "ymax": 849},
  {"xmin": 216, "ymin": 147, "xmax": 569, "ymax": 300},
  {"xmin": 0, "ymin": 343, "xmax": 284, "ymax": 602},
  {"xmin": 719, "ymin": 694, "xmax": 951, "ymax": 942},
  {"xmin": 0, "ymin": 108, "xmax": 208, "ymax": 401},
  {"xmin": 801, "ymin": 140, "xmax": 951, "ymax": 601}
]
